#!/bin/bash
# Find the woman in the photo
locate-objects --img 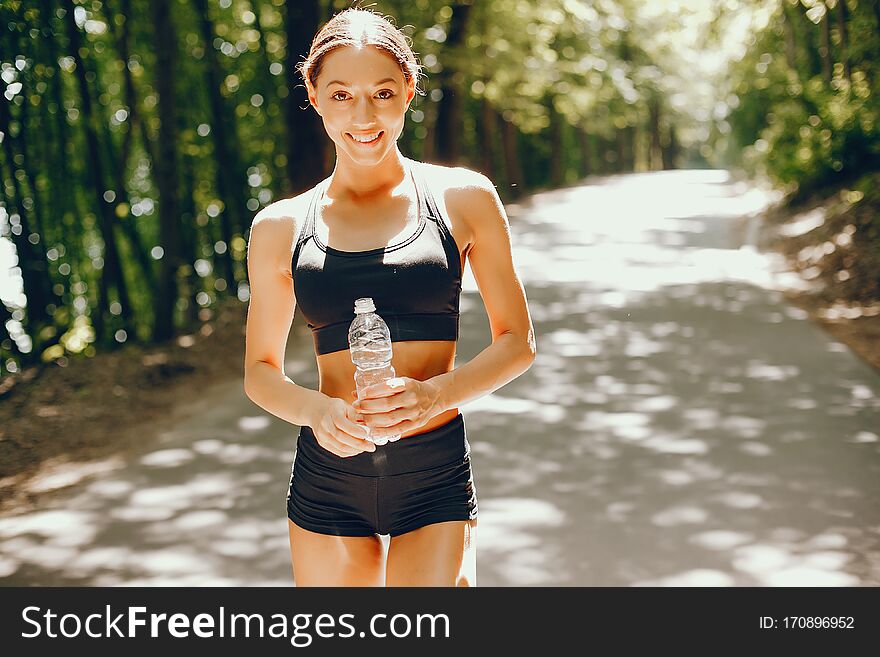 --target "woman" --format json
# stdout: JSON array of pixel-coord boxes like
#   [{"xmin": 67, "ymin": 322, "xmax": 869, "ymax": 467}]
[{"xmin": 244, "ymin": 7, "xmax": 536, "ymax": 587}]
